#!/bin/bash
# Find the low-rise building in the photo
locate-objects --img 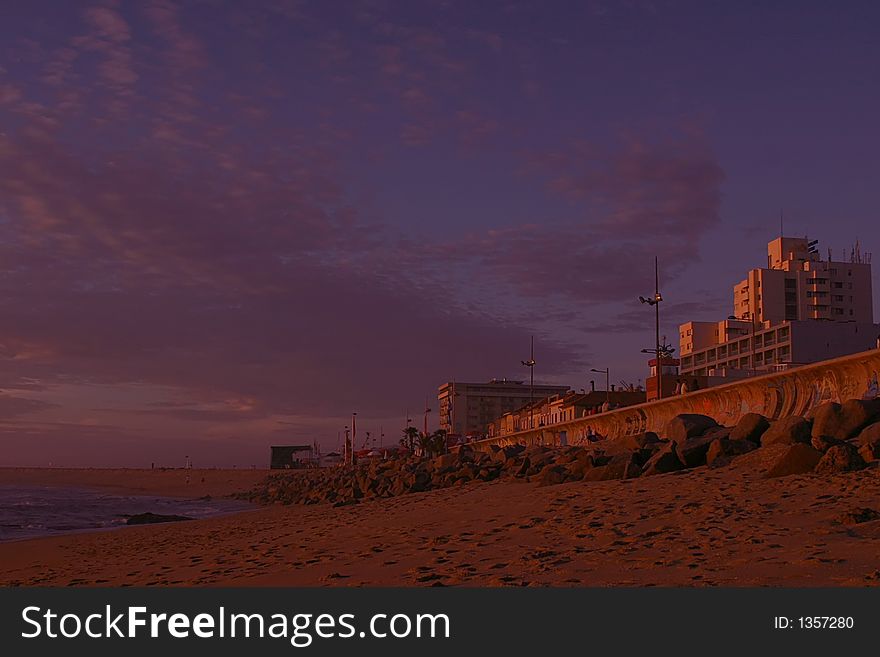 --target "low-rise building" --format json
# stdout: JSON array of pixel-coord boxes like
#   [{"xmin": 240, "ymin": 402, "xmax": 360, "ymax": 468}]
[{"xmin": 488, "ymin": 389, "xmax": 646, "ymax": 438}]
